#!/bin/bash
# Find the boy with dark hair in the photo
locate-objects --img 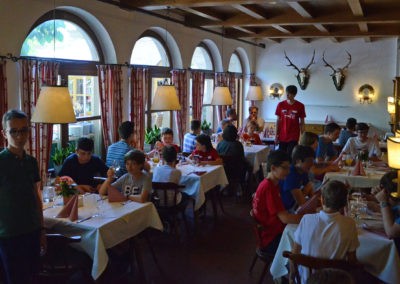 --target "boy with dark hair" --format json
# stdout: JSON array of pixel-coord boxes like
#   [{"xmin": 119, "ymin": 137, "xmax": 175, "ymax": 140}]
[
  {"xmin": 316, "ymin": 122, "xmax": 341, "ymax": 162},
  {"xmin": 252, "ymin": 150, "xmax": 302, "ymax": 254},
  {"xmin": 293, "ymin": 180, "xmax": 359, "ymax": 283},
  {"xmin": 59, "ymin": 137, "xmax": 108, "ymax": 192},
  {"xmin": 152, "ymin": 127, "xmax": 180, "ymax": 154},
  {"xmin": 280, "ymin": 145, "xmax": 315, "ymax": 211},
  {"xmin": 338, "ymin": 117, "xmax": 357, "ymax": 147},
  {"xmin": 275, "ymin": 84, "xmax": 306, "ymax": 156},
  {"xmin": 100, "ymin": 149, "xmax": 151, "ymax": 203},
  {"xmin": 183, "ymin": 120, "xmax": 201, "ymax": 153},
  {"xmin": 0, "ymin": 109, "xmax": 45, "ymax": 283},
  {"xmin": 106, "ymin": 121, "xmax": 135, "ymax": 176}
]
